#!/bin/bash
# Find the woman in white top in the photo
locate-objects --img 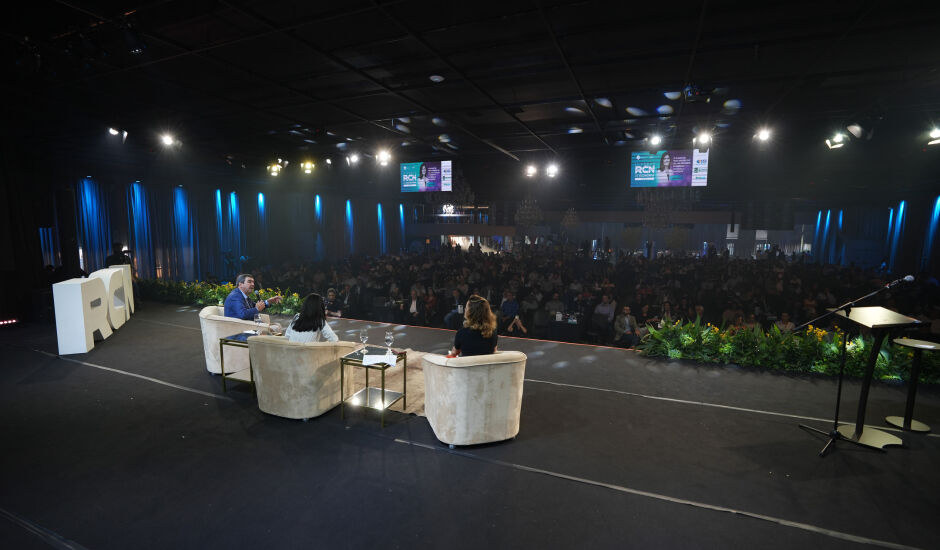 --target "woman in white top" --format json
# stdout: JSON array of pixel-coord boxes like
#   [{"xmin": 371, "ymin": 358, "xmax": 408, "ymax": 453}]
[{"xmin": 285, "ymin": 293, "xmax": 338, "ymax": 343}]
